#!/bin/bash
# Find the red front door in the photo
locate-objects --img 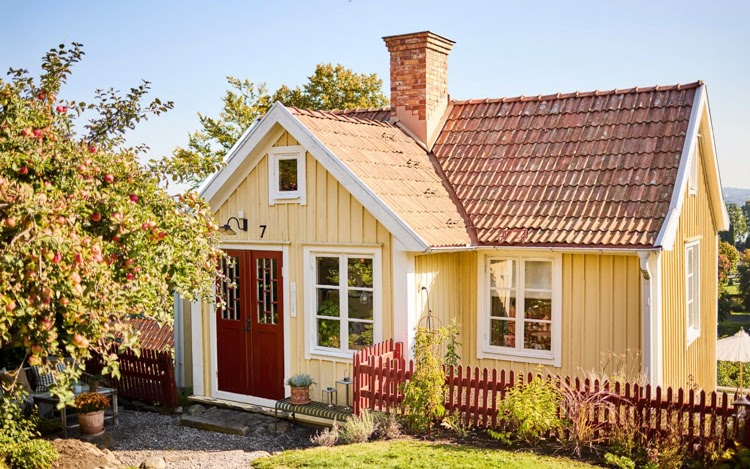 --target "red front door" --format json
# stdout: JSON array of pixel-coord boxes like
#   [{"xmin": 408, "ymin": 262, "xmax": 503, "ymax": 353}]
[{"xmin": 217, "ymin": 250, "xmax": 284, "ymax": 399}]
